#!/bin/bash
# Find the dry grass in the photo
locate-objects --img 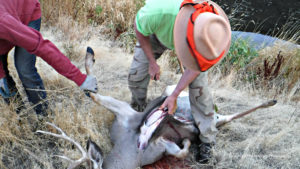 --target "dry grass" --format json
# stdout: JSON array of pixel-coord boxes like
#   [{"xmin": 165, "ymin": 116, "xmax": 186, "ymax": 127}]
[
  {"xmin": 40, "ymin": 0, "xmax": 140, "ymax": 28},
  {"xmin": 40, "ymin": 0, "xmax": 142, "ymax": 51},
  {"xmin": 254, "ymin": 45, "xmax": 300, "ymax": 101},
  {"xmin": 213, "ymin": 42, "xmax": 300, "ymax": 102},
  {"xmin": 209, "ymin": 86, "xmax": 300, "ymax": 169}
]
